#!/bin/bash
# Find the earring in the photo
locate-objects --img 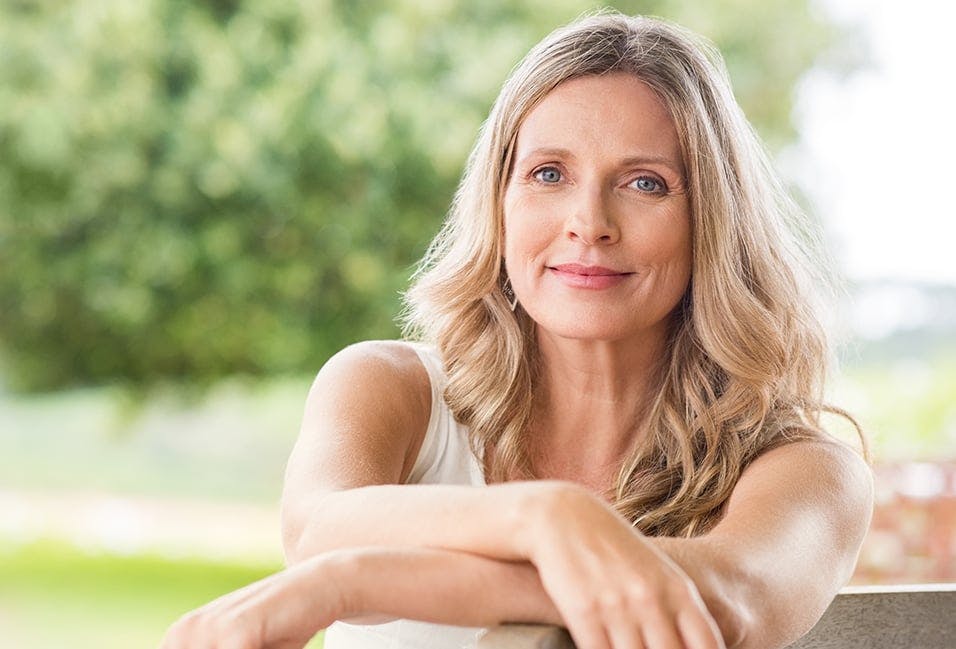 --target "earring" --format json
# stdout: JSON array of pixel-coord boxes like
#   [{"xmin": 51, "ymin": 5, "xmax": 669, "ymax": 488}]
[{"xmin": 502, "ymin": 277, "xmax": 518, "ymax": 311}]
